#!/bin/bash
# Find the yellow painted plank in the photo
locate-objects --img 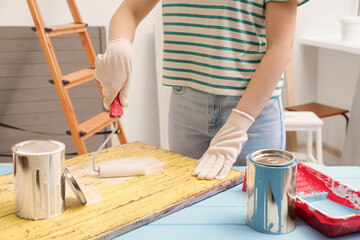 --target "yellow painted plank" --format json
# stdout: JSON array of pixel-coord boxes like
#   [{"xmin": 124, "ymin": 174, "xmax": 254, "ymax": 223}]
[{"xmin": 0, "ymin": 142, "xmax": 244, "ymax": 239}]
